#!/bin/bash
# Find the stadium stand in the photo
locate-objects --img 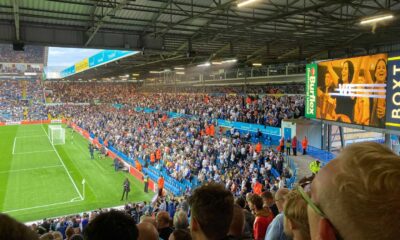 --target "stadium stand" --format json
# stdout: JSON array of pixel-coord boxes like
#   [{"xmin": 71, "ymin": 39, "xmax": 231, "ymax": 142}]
[
  {"xmin": 0, "ymin": 79, "xmax": 46, "ymax": 121},
  {"xmin": 45, "ymin": 82, "xmax": 305, "ymax": 127},
  {"xmin": 0, "ymin": 44, "xmax": 45, "ymax": 63},
  {"xmin": 2, "ymin": 0, "xmax": 400, "ymax": 239}
]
